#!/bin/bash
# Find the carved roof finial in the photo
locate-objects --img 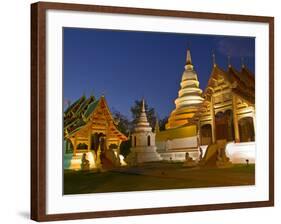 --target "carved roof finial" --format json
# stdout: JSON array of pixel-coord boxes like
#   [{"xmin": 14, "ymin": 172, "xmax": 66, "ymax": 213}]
[
  {"xmin": 241, "ymin": 57, "xmax": 245, "ymax": 68},
  {"xmin": 228, "ymin": 55, "xmax": 231, "ymax": 68},
  {"xmin": 90, "ymin": 88, "xmax": 94, "ymax": 97},
  {"xmin": 212, "ymin": 52, "xmax": 216, "ymax": 67}
]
